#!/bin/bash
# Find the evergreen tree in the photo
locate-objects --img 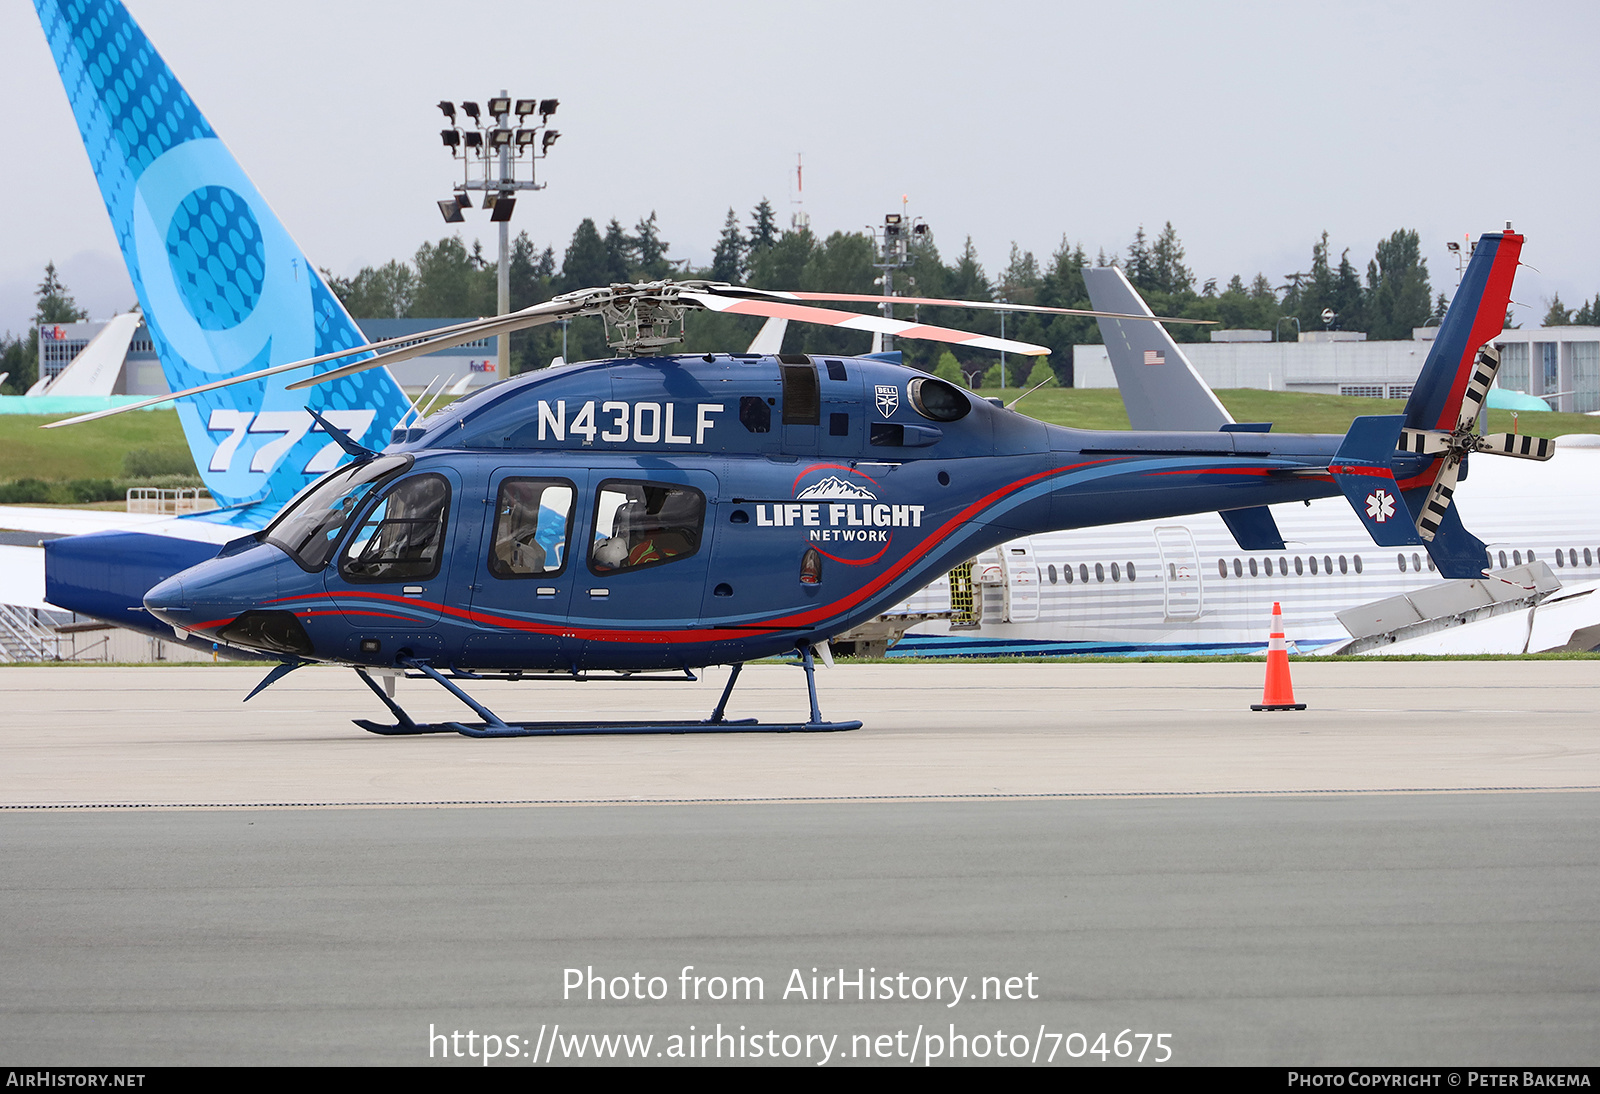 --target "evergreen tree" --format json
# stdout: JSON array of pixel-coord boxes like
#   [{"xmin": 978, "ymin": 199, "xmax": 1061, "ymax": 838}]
[
  {"xmin": 933, "ymin": 350, "xmax": 964, "ymax": 384},
  {"xmin": 35, "ymin": 262, "xmax": 87, "ymax": 325},
  {"xmin": 325, "ymin": 260, "xmax": 416, "ymax": 318},
  {"xmin": 1574, "ymin": 295, "xmax": 1600, "ymax": 326},
  {"xmin": 1543, "ymin": 292, "xmax": 1573, "ymax": 327},
  {"xmin": 711, "ymin": 208, "xmax": 746, "ymax": 283},
  {"xmin": 1332, "ymin": 249, "xmax": 1365, "ymax": 332},
  {"xmin": 1021, "ymin": 358, "xmax": 1056, "ymax": 388},
  {"xmin": 747, "ymin": 198, "xmax": 779, "ymax": 254},
  {"xmin": 560, "ymin": 218, "xmax": 608, "ymax": 292},
  {"xmin": 411, "ymin": 236, "xmax": 493, "ymax": 317},
  {"xmin": 1148, "ymin": 222, "xmax": 1193, "ymax": 295},
  {"xmin": 1125, "ymin": 226, "xmax": 1155, "ymax": 290},
  {"xmin": 632, "ymin": 212, "xmax": 671, "ymax": 280},
  {"xmin": 602, "ymin": 219, "xmax": 631, "ymax": 284},
  {"xmin": 1365, "ymin": 229, "xmax": 1431, "ymax": 340},
  {"xmin": 746, "ymin": 227, "xmax": 815, "ymax": 291}
]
